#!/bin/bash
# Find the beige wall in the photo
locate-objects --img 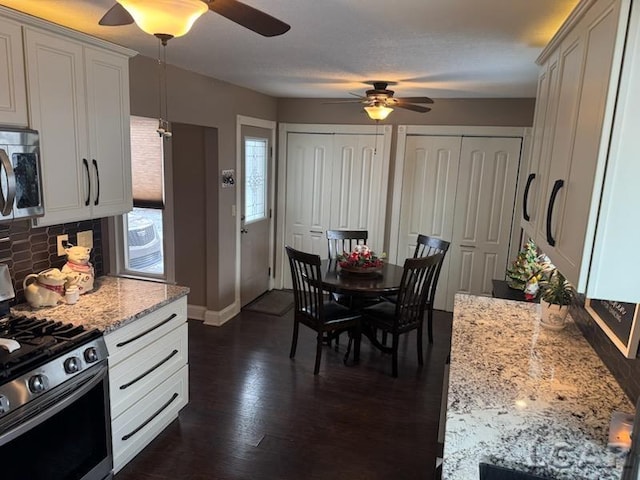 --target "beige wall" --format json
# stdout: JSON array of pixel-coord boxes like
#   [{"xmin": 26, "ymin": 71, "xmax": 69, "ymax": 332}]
[
  {"xmin": 128, "ymin": 54, "xmax": 534, "ymax": 314},
  {"xmin": 277, "ymin": 98, "xmax": 535, "ymax": 126},
  {"xmin": 129, "ymin": 55, "xmax": 277, "ymax": 312}
]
